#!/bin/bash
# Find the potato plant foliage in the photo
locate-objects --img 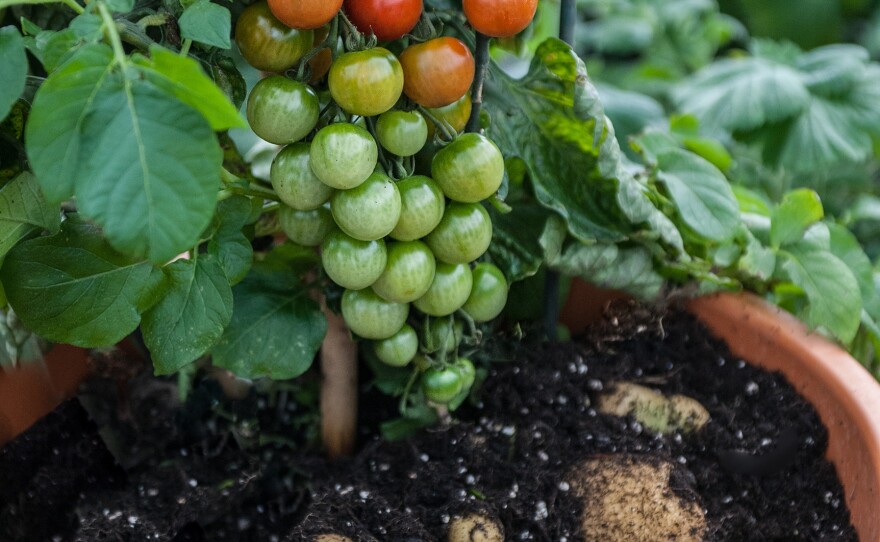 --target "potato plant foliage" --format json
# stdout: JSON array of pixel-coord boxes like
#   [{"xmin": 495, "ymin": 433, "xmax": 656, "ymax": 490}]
[{"xmin": 0, "ymin": 0, "xmax": 878, "ymax": 408}]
